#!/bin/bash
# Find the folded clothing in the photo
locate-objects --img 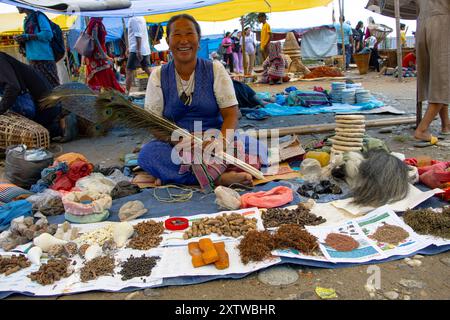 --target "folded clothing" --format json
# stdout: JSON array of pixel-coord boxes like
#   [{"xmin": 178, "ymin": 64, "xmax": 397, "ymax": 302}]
[
  {"xmin": 0, "ymin": 200, "xmax": 32, "ymax": 232},
  {"xmin": 240, "ymin": 186, "xmax": 294, "ymax": 208}
]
